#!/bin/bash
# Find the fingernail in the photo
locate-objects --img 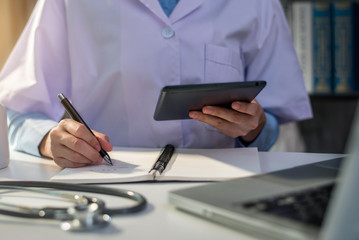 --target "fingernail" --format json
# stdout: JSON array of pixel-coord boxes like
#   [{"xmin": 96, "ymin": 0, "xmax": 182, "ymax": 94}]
[
  {"xmin": 203, "ymin": 106, "xmax": 213, "ymax": 114},
  {"xmin": 189, "ymin": 112, "xmax": 199, "ymax": 119},
  {"xmin": 232, "ymin": 102, "xmax": 240, "ymax": 110}
]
